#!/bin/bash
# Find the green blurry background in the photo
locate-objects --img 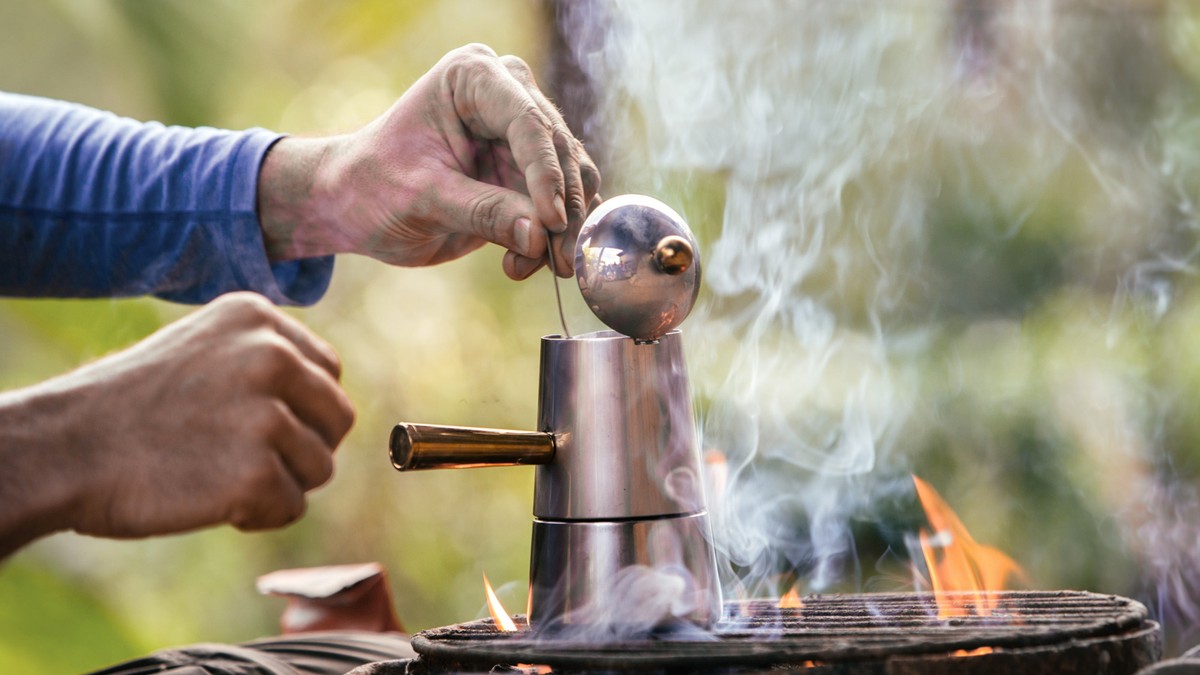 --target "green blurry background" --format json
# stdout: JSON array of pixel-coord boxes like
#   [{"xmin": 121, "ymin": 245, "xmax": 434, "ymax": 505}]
[
  {"xmin": 0, "ymin": 1, "xmax": 567, "ymax": 671},
  {"xmin": 4, "ymin": 0, "xmax": 1200, "ymax": 672}
]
